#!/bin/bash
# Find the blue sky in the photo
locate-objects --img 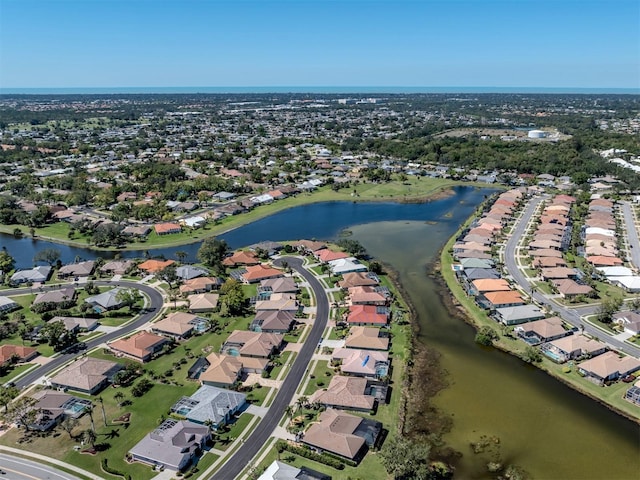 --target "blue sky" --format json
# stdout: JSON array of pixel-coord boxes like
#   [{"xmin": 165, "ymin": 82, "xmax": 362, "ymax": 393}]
[{"xmin": 0, "ymin": 0, "xmax": 638, "ymax": 89}]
